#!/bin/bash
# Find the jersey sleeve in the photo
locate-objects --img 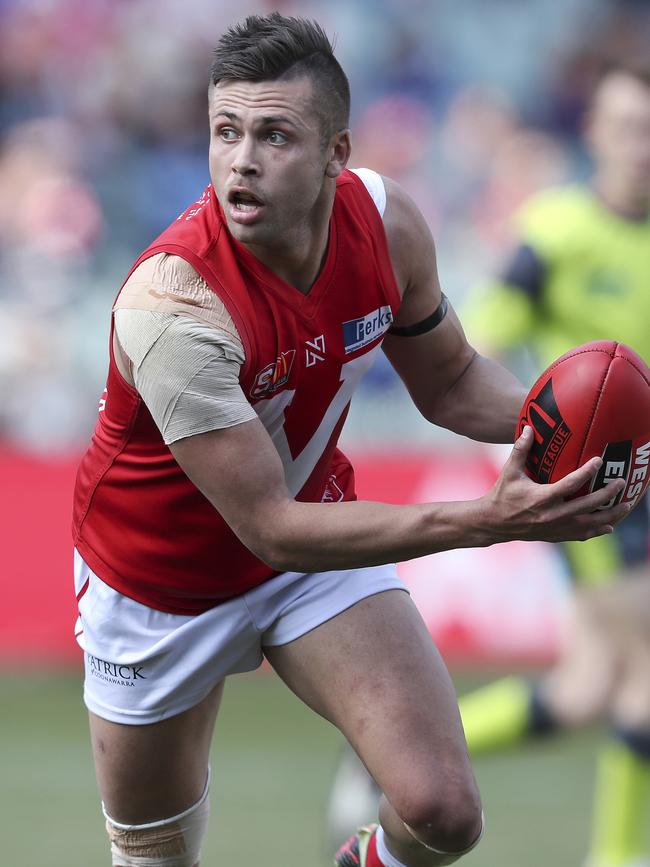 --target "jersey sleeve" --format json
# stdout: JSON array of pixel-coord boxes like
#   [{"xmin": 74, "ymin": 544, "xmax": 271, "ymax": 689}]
[{"xmin": 349, "ymin": 168, "xmax": 387, "ymax": 217}]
